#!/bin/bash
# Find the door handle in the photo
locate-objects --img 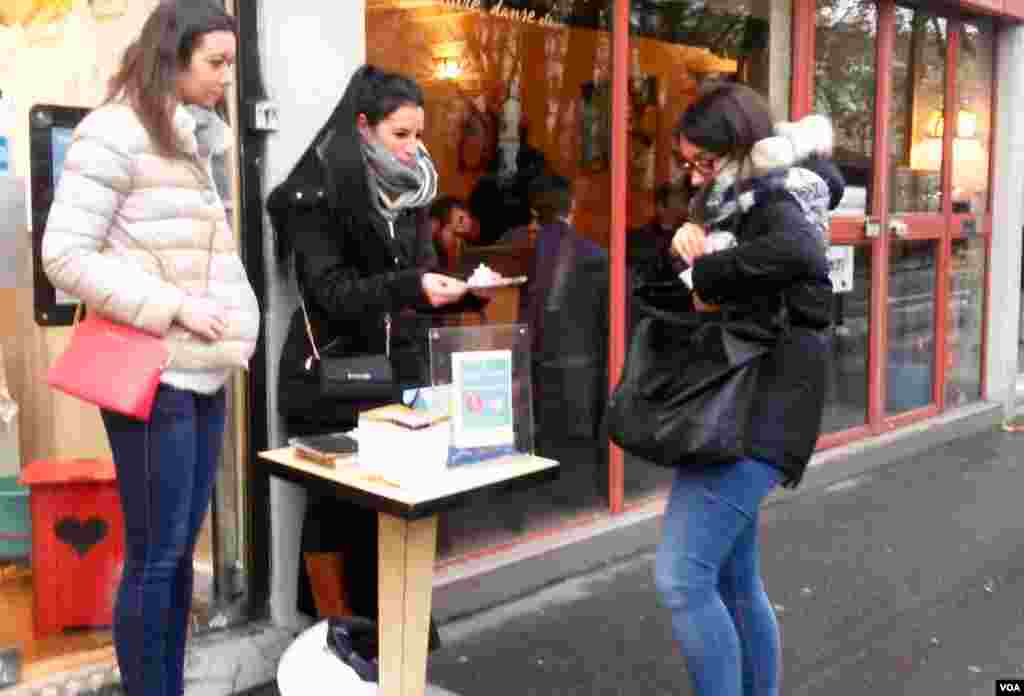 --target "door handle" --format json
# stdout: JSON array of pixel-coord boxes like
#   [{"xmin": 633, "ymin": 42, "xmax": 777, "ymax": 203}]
[
  {"xmin": 888, "ymin": 218, "xmax": 909, "ymax": 239},
  {"xmin": 865, "ymin": 218, "xmax": 882, "ymax": 238}
]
